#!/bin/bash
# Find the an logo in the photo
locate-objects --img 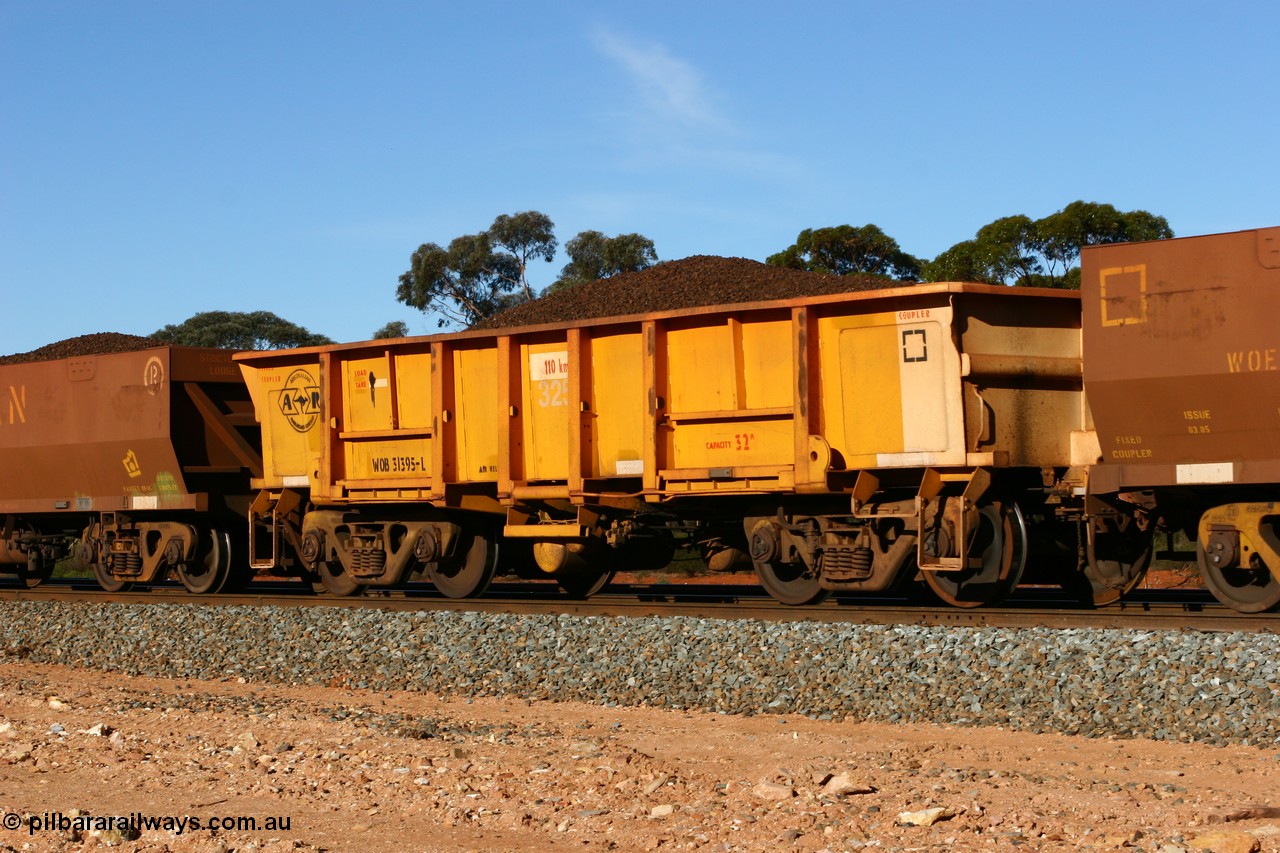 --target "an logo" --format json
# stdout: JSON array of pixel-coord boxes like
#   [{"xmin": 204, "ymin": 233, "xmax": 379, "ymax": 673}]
[
  {"xmin": 143, "ymin": 357, "xmax": 165, "ymax": 395},
  {"xmin": 279, "ymin": 369, "xmax": 321, "ymax": 433},
  {"xmin": 123, "ymin": 449, "xmax": 142, "ymax": 478}
]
